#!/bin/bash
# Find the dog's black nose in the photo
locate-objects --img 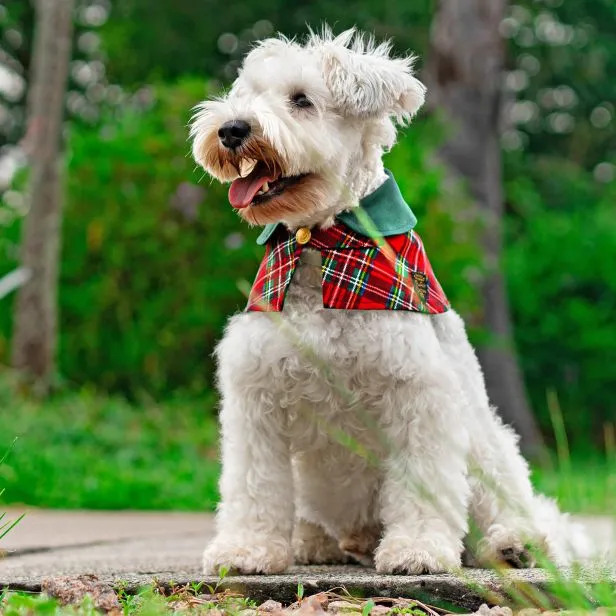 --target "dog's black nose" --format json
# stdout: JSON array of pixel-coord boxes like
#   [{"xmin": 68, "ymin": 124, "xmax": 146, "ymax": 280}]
[{"xmin": 218, "ymin": 120, "xmax": 251, "ymax": 149}]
